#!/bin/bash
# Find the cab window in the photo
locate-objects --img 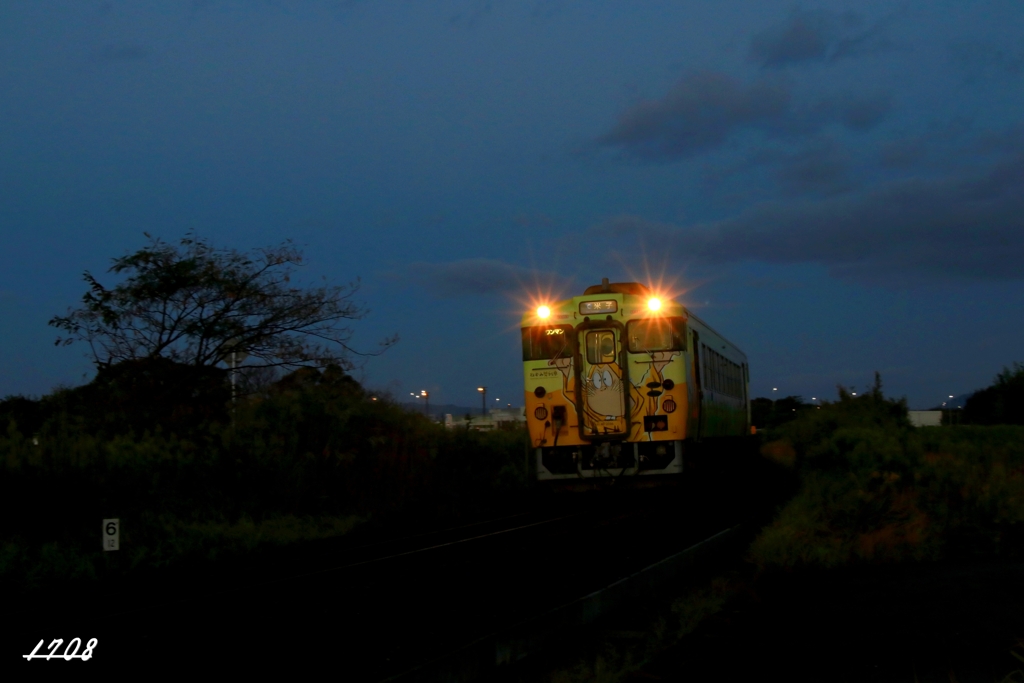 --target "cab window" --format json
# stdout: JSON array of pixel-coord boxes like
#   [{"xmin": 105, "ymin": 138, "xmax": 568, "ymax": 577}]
[
  {"xmin": 521, "ymin": 325, "xmax": 573, "ymax": 361},
  {"xmin": 627, "ymin": 317, "xmax": 687, "ymax": 353}
]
